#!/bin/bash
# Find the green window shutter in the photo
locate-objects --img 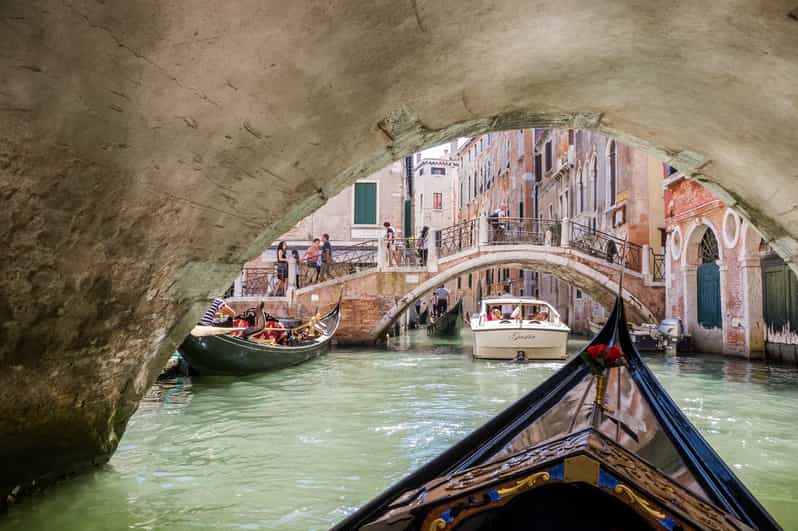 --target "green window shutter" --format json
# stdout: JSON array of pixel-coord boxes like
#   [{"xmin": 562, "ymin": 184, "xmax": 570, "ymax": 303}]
[{"xmin": 354, "ymin": 182, "xmax": 377, "ymax": 225}]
